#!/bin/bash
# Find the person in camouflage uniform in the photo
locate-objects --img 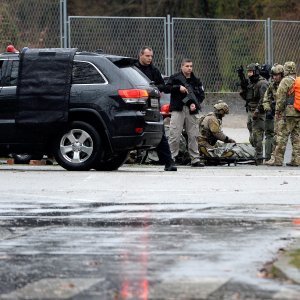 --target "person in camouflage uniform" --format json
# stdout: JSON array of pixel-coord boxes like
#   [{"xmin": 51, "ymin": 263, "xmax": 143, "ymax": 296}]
[
  {"xmin": 265, "ymin": 61, "xmax": 300, "ymax": 166},
  {"xmin": 242, "ymin": 63, "xmax": 269, "ymax": 163},
  {"xmin": 262, "ymin": 64, "xmax": 284, "ymax": 160},
  {"xmin": 198, "ymin": 101, "xmax": 236, "ymax": 151}
]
